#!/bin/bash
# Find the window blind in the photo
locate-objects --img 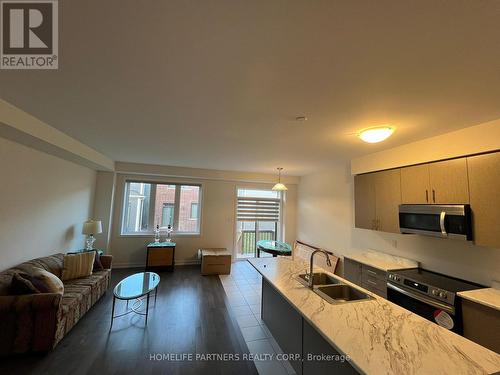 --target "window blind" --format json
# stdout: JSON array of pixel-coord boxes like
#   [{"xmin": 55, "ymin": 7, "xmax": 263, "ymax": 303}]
[{"xmin": 237, "ymin": 197, "xmax": 280, "ymax": 222}]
